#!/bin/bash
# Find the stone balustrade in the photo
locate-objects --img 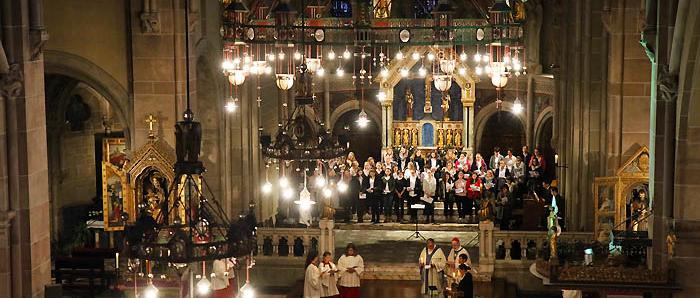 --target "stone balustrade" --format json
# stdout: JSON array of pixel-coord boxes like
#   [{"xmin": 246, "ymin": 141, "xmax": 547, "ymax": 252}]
[
  {"xmin": 255, "ymin": 219, "xmax": 335, "ymax": 260},
  {"xmin": 491, "ymin": 230, "xmax": 592, "ymax": 263}
]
